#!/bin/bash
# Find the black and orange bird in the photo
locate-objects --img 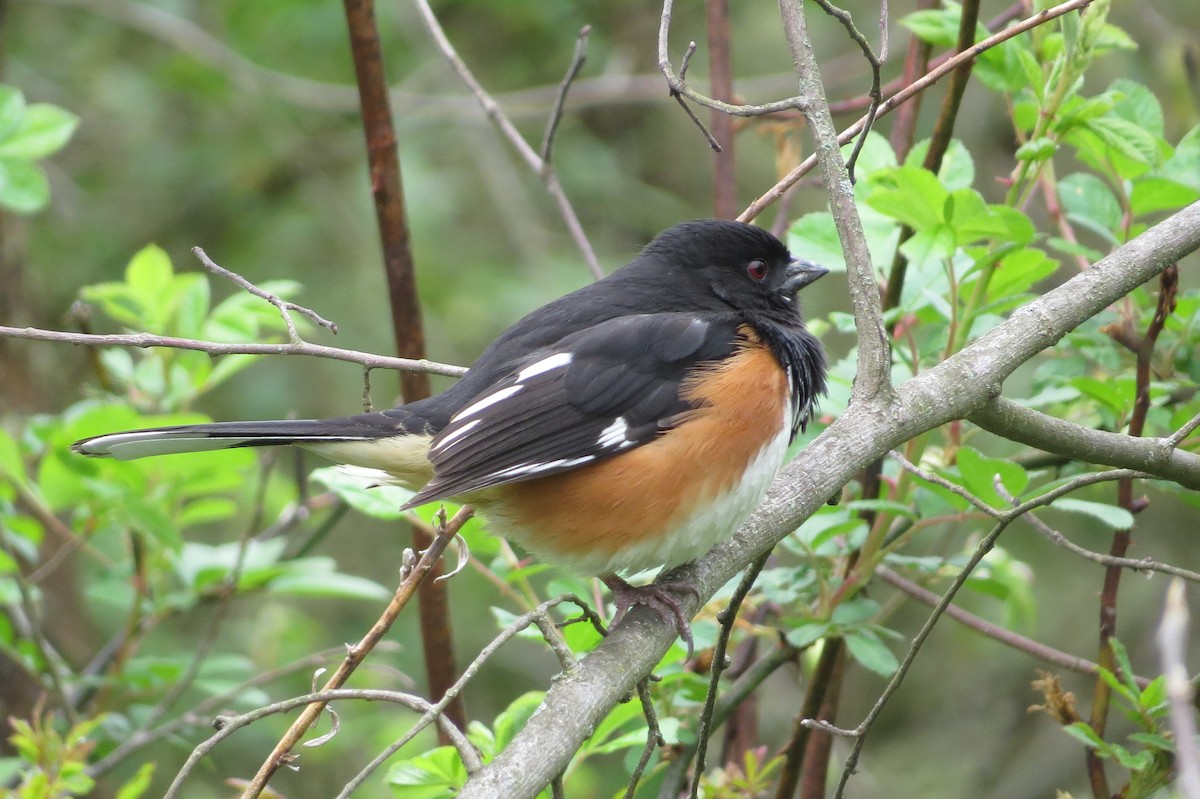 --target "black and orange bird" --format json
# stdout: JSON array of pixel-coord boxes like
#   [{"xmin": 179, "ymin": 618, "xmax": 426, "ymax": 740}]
[{"xmin": 74, "ymin": 219, "xmax": 828, "ymax": 652}]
